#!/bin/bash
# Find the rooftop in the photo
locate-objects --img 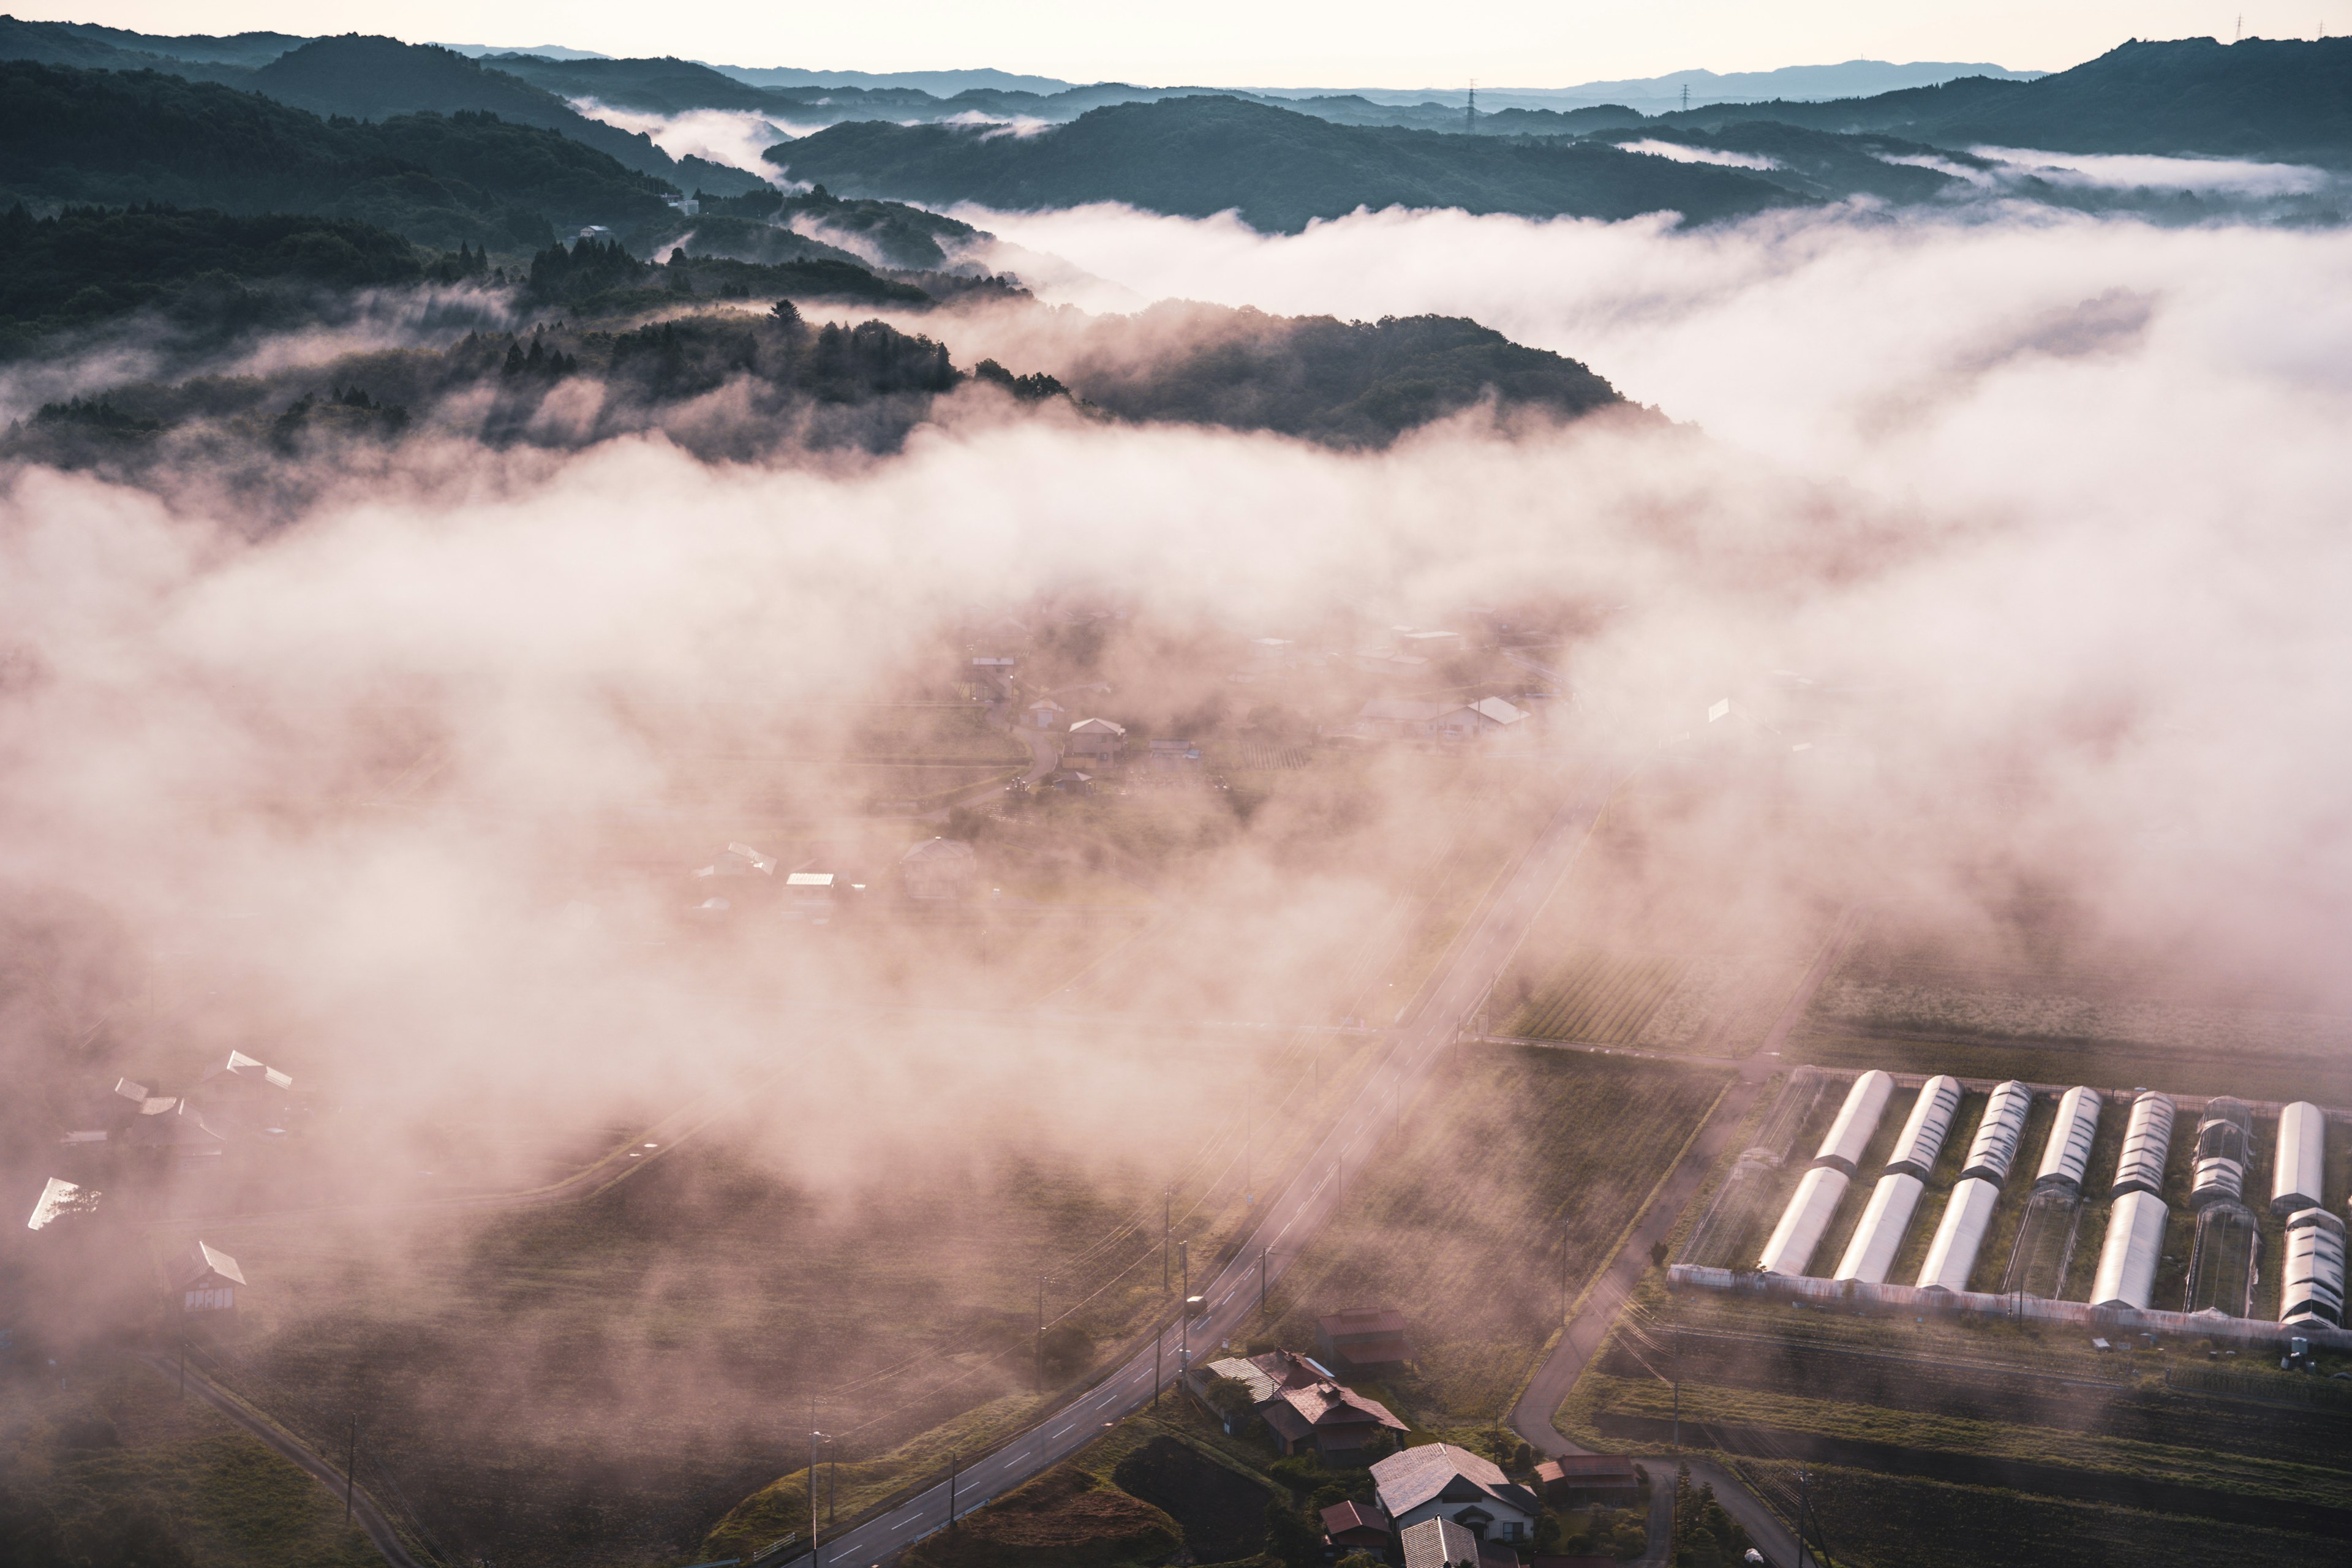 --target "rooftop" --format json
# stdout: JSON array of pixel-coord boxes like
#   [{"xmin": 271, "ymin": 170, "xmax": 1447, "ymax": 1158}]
[
  {"xmin": 1400, "ymin": 1516, "xmax": 1479, "ymax": 1568},
  {"xmin": 1372, "ymin": 1442, "xmax": 1521, "ymax": 1520}
]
